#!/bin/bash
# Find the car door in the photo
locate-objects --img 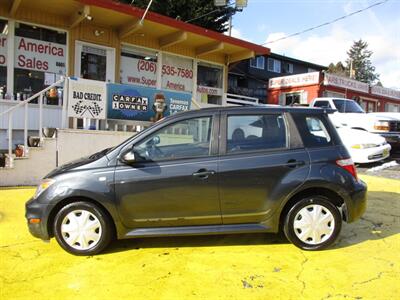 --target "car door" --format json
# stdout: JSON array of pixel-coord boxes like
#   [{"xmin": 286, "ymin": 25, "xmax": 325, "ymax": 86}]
[
  {"xmin": 218, "ymin": 110, "xmax": 310, "ymax": 225},
  {"xmin": 114, "ymin": 112, "xmax": 221, "ymax": 228}
]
